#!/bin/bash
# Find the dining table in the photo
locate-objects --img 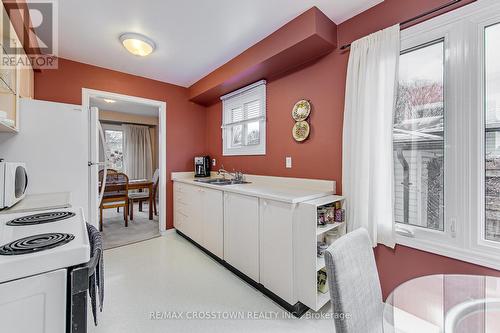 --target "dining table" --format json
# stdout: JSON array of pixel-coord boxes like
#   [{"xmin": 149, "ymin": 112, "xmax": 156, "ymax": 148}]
[
  {"xmin": 100, "ymin": 178, "xmax": 154, "ymax": 220},
  {"xmin": 383, "ymin": 274, "xmax": 500, "ymax": 333}
]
